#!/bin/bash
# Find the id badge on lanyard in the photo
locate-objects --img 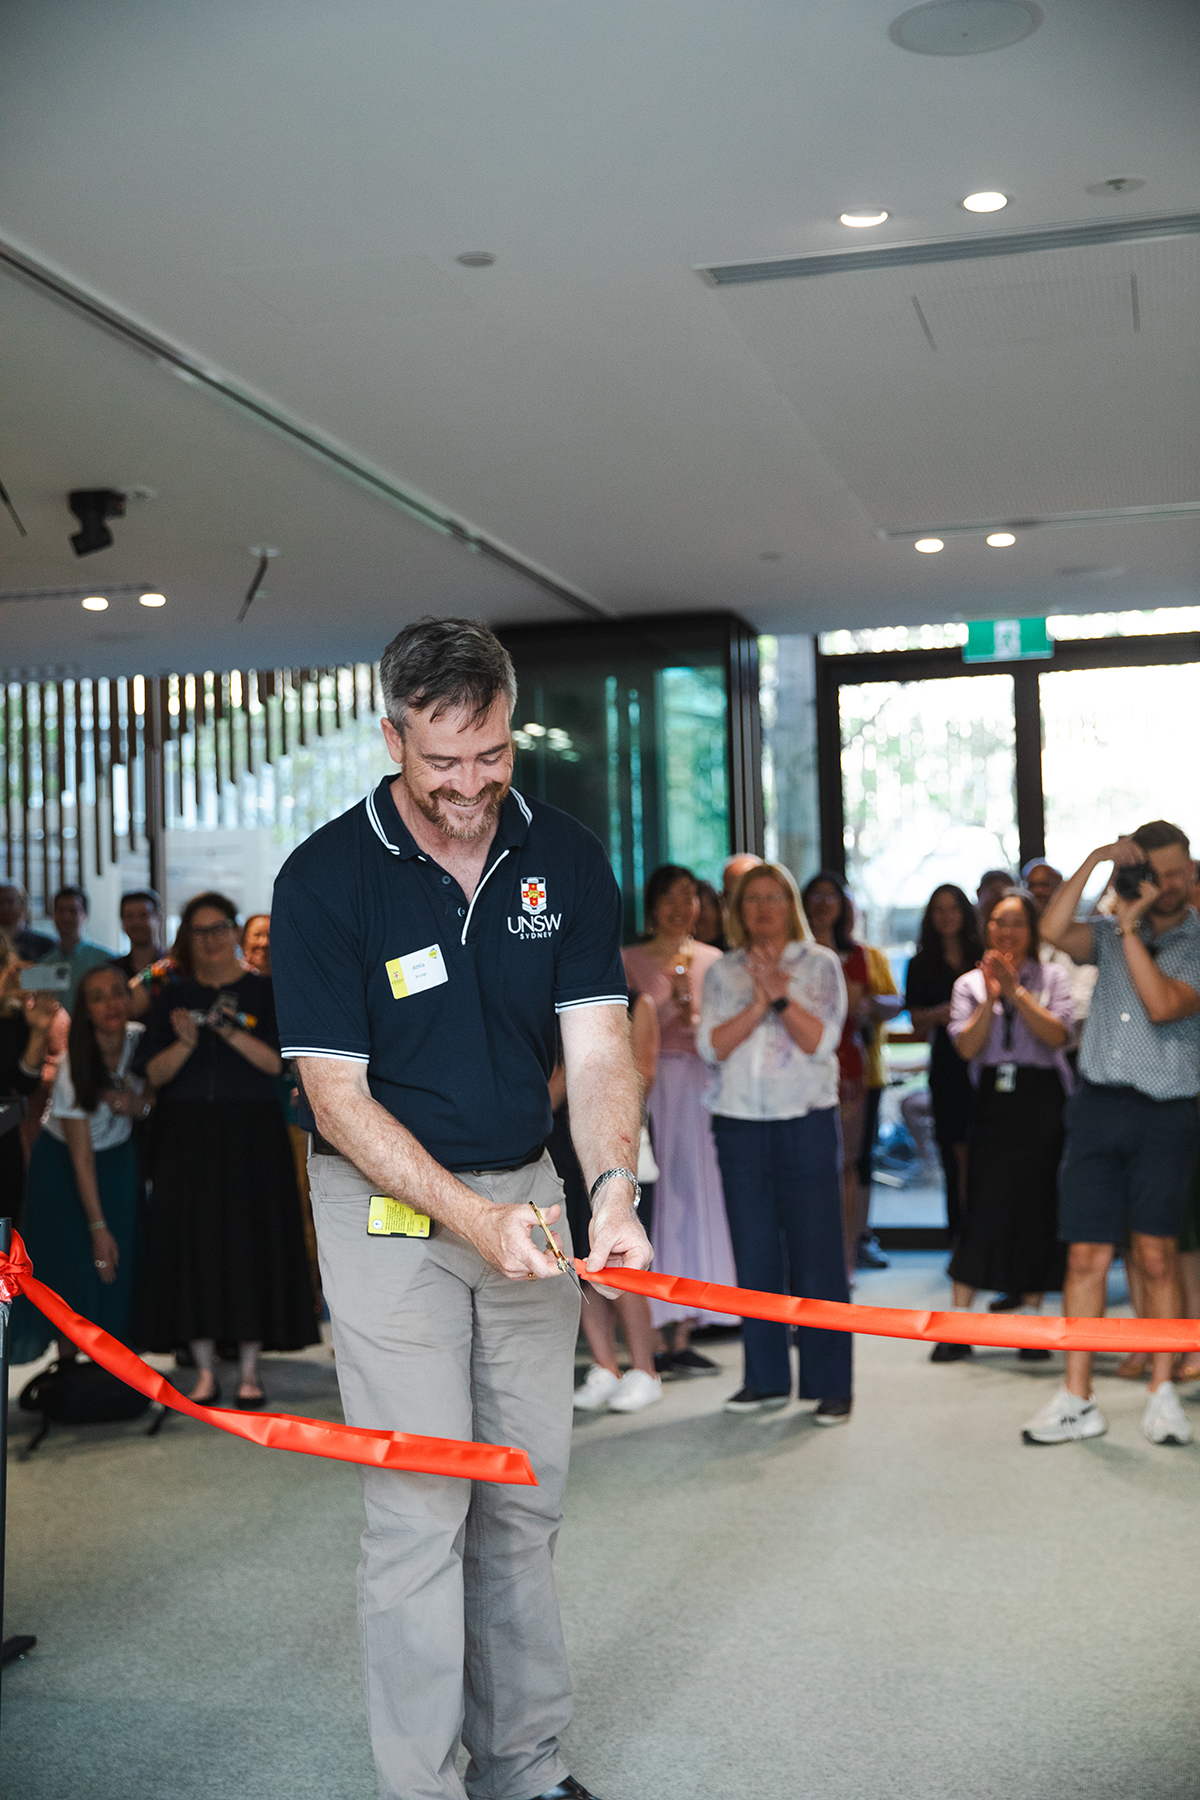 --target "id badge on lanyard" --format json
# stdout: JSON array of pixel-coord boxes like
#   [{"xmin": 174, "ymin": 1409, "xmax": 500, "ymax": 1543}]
[{"xmin": 996, "ymin": 999, "xmax": 1017, "ymax": 1092}]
